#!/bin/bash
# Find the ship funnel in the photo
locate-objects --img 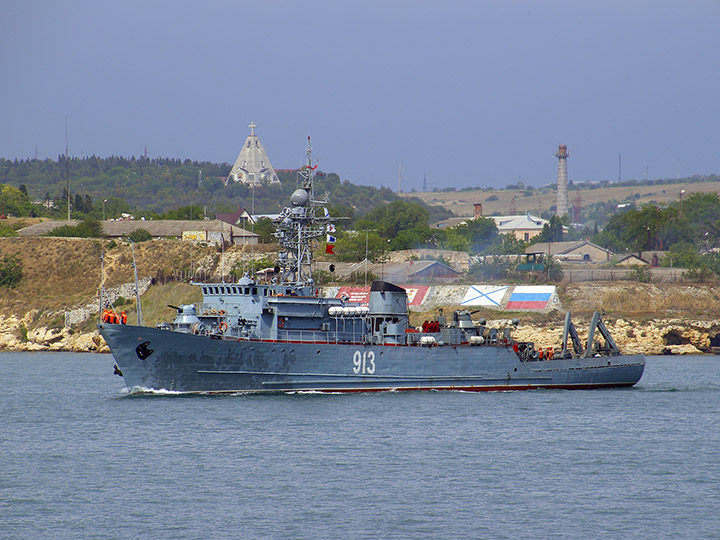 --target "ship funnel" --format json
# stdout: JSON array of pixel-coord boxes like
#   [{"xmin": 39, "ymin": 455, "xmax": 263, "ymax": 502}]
[{"xmin": 368, "ymin": 281, "xmax": 409, "ymax": 345}]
